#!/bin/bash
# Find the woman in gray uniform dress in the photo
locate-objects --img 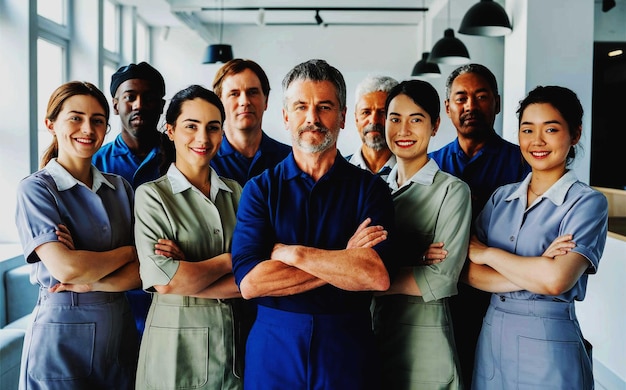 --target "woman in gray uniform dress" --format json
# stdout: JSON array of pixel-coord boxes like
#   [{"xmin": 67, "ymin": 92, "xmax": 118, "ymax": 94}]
[
  {"xmin": 134, "ymin": 85, "xmax": 243, "ymax": 390},
  {"xmin": 373, "ymin": 80, "xmax": 472, "ymax": 390}
]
